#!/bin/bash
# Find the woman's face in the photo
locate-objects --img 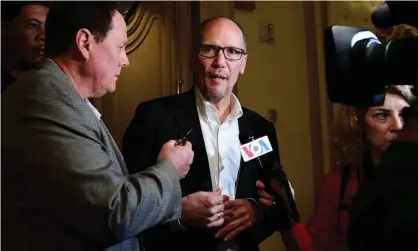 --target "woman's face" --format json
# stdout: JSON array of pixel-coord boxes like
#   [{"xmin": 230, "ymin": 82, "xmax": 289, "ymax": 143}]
[{"xmin": 364, "ymin": 93, "xmax": 410, "ymax": 154}]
